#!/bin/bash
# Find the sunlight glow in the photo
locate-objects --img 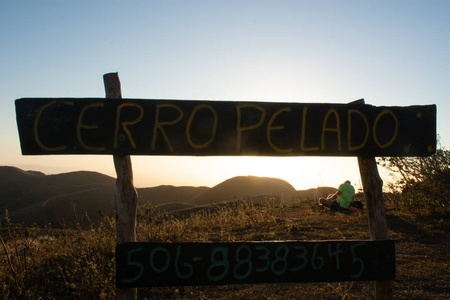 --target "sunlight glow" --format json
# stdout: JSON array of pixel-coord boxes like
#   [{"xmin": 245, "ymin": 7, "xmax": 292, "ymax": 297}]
[{"xmin": 130, "ymin": 156, "xmax": 365, "ymax": 191}]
